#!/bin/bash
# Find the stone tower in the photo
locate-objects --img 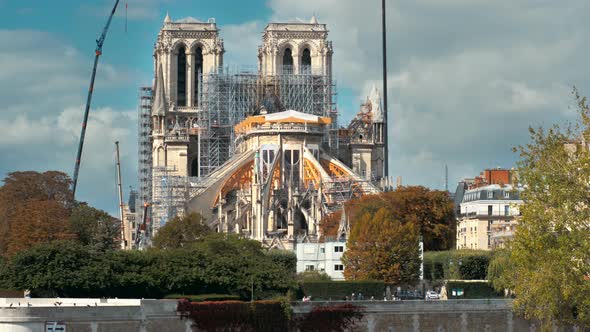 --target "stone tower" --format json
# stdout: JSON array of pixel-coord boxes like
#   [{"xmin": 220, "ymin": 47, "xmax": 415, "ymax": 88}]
[
  {"xmin": 151, "ymin": 14, "xmax": 225, "ymax": 177},
  {"xmin": 258, "ymin": 16, "xmax": 333, "ymax": 77}
]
